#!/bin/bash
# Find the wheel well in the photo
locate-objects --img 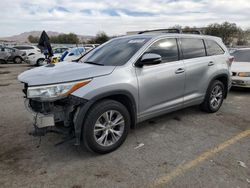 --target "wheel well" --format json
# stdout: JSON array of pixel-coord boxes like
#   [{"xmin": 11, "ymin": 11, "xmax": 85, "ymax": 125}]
[
  {"xmin": 96, "ymin": 94, "xmax": 137, "ymax": 129},
  {"xmin": 215, "ymin": 76, "xmax": 228, "ymax": 98}
]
